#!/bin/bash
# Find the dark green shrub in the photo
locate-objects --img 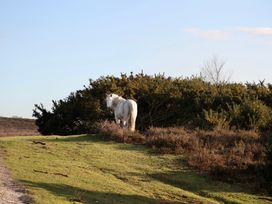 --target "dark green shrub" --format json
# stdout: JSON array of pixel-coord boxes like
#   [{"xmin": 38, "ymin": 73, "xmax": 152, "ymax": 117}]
[
  {"xmin": 203, "ymin": 109, "xmax": 229, "ymax": 129},
  {"xmin": 239, "ymin": 100, "xmax": 271, "ymax": 130},
  {"xmin": 33, "ymin": 72, "xmax": 272, "ymax": 135}
]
